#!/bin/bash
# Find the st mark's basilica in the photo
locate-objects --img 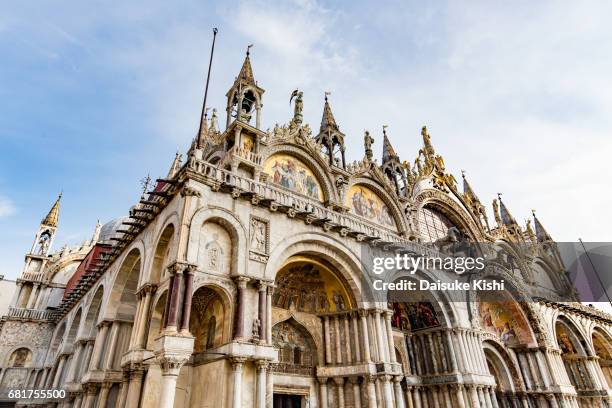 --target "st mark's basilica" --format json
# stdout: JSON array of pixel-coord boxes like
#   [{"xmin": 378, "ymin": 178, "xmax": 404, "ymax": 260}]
[{"xmin": 1, "ymin": 50, "xmax": 612, "ymax": 408}]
